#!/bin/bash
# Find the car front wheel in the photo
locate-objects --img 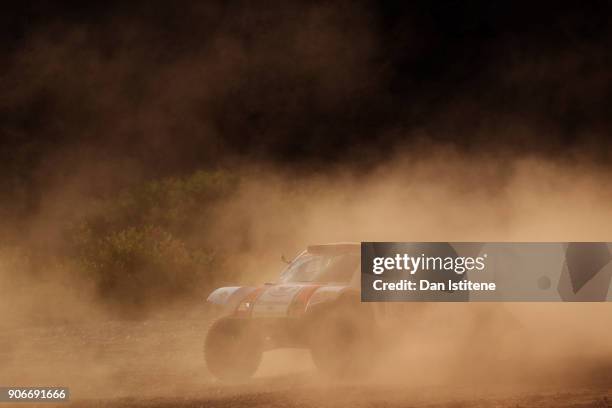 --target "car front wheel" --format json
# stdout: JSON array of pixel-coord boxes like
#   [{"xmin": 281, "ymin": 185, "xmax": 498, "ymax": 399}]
[{"xmin": 204, "ymin": 317, "xmax": 263, "ymax": 381}]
